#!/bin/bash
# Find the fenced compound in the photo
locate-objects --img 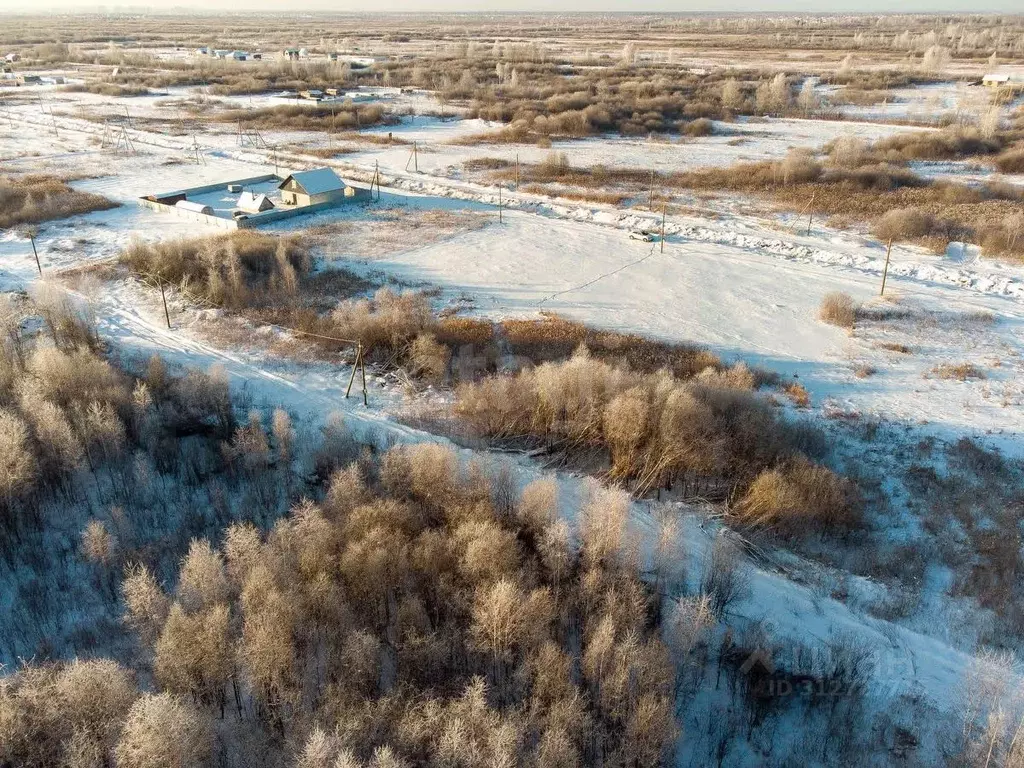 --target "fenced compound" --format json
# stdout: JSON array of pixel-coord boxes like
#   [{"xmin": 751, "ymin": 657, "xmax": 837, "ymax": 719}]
[{"xmin": 138, "ymin": 171, "xmax": 369, "ymax": 229}]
